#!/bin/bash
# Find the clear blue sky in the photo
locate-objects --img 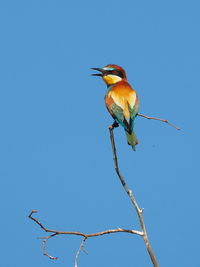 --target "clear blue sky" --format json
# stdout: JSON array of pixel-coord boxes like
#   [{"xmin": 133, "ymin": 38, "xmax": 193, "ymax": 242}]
[{"xmin": 1, "ymin": 1, "xmax": 199, "ymax": 266}]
